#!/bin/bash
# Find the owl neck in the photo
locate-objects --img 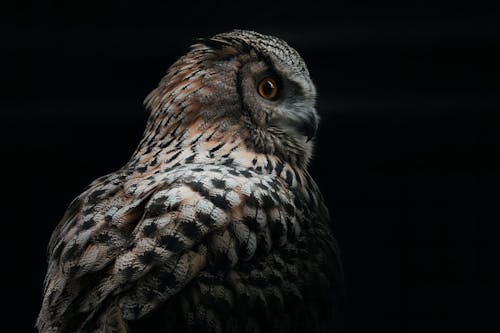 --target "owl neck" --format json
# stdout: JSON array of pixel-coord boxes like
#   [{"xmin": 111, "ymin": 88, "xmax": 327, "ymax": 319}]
[{"xmin": 127, "ymin": 119, "xmax": 309, "ymax": 187}]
